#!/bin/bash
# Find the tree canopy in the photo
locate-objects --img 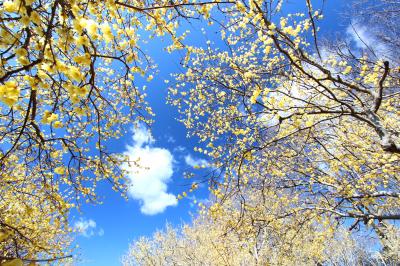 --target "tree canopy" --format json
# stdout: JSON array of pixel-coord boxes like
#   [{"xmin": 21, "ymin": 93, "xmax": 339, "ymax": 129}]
[
  {"xmin": 169, "ymin": 0, "xmax": 400, "ymax": 232},
  {"xmin": 167, "ymin": 0, "xmax": 400, "ymax": 263},
  {"xmin": 0, "ymin": 0, "xmax": 227, "ymax": 263},
  {"xmin": 1, "ymin": 0, "xmax": 399, "ymax": 264}
]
